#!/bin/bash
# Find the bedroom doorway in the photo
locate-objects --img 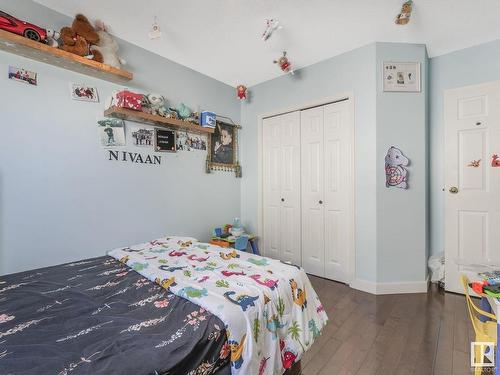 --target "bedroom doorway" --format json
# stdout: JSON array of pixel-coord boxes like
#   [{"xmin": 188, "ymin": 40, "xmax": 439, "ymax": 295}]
[
  {"xmin": 444, "ymin": 81, "xmax": 500, "ymax": 294},
  {"xmin": 261, "ymin": 97, "xmax": 355, "ymax": 283}
]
